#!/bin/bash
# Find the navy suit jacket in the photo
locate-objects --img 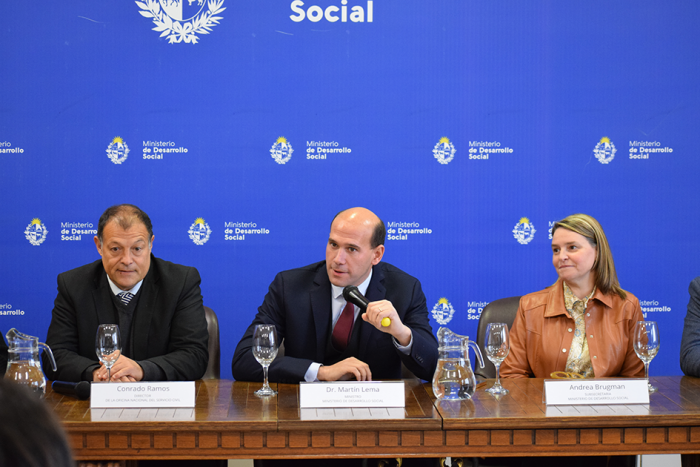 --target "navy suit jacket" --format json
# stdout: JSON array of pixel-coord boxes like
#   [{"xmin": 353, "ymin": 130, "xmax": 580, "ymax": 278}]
[
  {"xmin": 45, "ymin": 255, "xmax": 209, "ymax": 382},
  {"xmin": 232, "ymin": 261, "xmax": 438, "ymax": 383}
]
